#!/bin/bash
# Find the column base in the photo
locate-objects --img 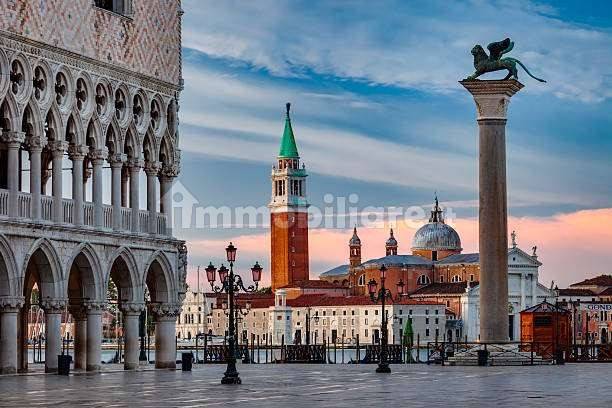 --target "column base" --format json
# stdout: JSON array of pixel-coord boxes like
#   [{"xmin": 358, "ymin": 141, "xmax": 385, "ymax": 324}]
[
  {"xmin": 86, "ymin": 364, "xmax": 101, "ymax": 372},
  {"xmin": 155, "ymin": 361, "xmax": 176, "ymax": 369},
  {"xmin": 0, "ymin": 367, "xmax": 16, "ymax": 375},
  {"xmin": 124, "ymin": 362, "xmax": 139, "ymax": 370}
]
